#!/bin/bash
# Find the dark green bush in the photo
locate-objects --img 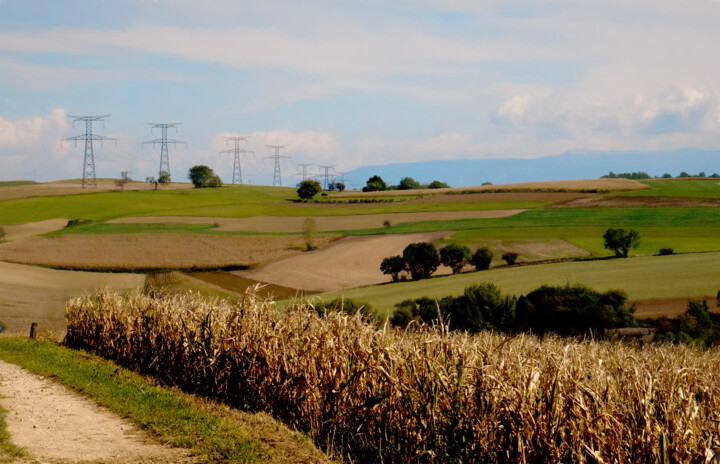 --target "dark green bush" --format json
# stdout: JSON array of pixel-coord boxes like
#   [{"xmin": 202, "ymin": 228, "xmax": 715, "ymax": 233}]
[{"xmin": 471, "ymin": 247, "xmax": 493, "ymax": 271}]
